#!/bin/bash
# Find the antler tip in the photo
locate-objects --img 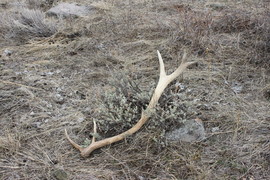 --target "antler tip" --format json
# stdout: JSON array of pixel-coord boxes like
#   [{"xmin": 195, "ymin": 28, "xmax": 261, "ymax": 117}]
[
  {"xmin": 64, "ymin": 128, "xmax": 68, "ymax": 137},
  {"xmin": 65, "ymin": 128, "xmax": 83, "ymax": 152}
]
